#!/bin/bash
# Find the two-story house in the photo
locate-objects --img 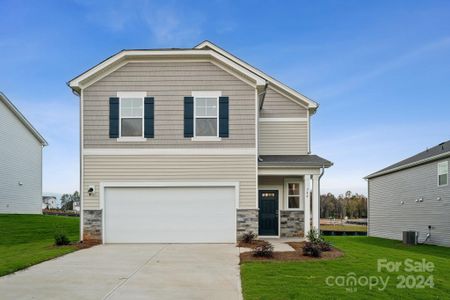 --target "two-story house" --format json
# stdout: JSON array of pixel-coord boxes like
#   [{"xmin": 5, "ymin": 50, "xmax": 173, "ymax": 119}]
[{"xmin": 68, "ymin": 41, "xmax": 332, "ymax": 243}]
